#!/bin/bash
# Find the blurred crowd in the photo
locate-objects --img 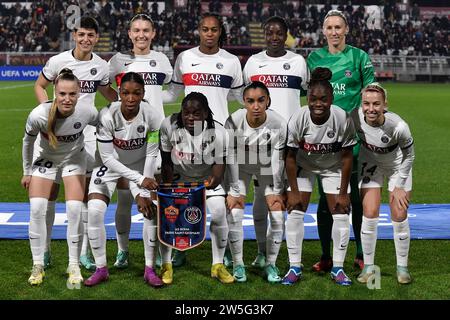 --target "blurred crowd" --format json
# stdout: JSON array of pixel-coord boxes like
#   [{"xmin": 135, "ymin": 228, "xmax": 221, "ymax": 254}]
[{"xmin": 0, "ymin": 0, "xmax": 448, "ymax": 57}]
